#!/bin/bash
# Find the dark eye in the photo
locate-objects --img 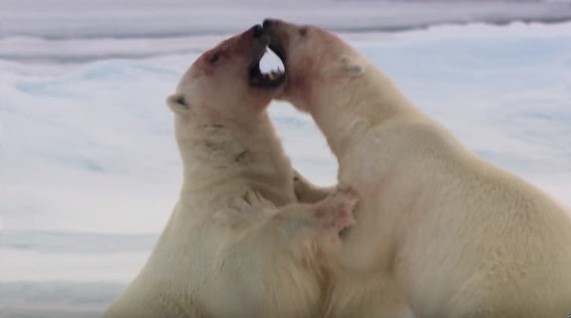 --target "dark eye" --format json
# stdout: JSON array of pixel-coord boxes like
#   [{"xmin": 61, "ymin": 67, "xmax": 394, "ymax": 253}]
[
  {"xmin": 176, "ymin": 95, "xmax": 187, "ymax": 106},
  {"xmin": 299, "ymin": 27, "xmax": 308, "ymax": 36},
  {"xmin": 208, "ymin": 53, "xmax": 219, "ymax": 63}
]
